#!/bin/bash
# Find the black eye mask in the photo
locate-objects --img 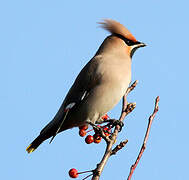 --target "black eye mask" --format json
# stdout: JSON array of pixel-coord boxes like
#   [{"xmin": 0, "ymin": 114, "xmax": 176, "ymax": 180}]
[{"xmin": 114, "ymin": 33, "xmax": 140, "ymax": 46}]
